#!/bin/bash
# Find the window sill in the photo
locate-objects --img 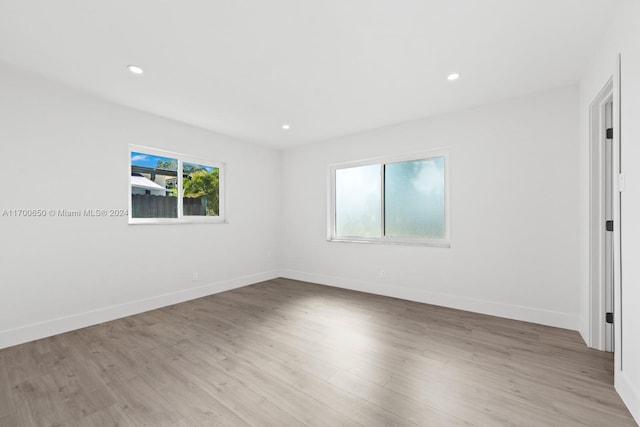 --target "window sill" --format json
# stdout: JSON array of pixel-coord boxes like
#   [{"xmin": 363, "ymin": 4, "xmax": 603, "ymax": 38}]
[
  {"xmin": 128, "ymin": 218, "xmax": 227, "ymax": 225},
  {"xmin": 327, "ymin": 237, "xmax": 450, "ymax": 248}
]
